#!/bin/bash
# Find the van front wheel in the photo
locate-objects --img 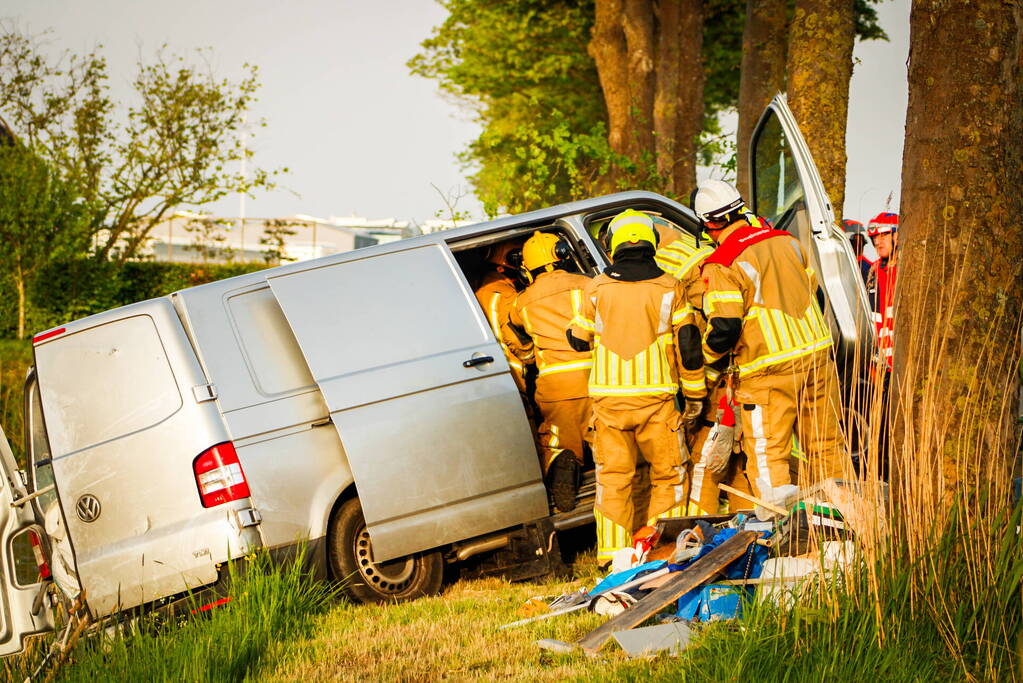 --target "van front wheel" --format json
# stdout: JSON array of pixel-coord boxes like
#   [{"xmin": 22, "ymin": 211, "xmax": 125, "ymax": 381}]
[{"xmin": 327, "ymin": 497, "xmax": 444, "ymax": 604}]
